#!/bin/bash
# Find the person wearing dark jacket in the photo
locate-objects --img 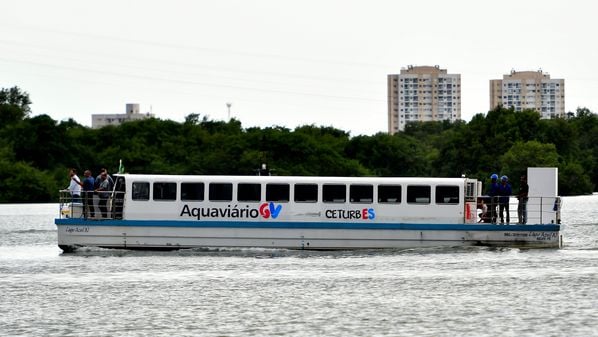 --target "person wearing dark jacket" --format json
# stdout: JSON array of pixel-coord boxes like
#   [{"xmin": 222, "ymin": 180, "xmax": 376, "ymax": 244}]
[
  {"xmin": 487, "ymin": 173, "xmax": 500, "ymax": 224},
  {"xmin": 75, "ymin": 170, "xmax": 95, "ymax": 218},
  {"xmin": 498, "ymin": 175, "xmax": 512, "ymax": 224},
  {"xmin": 517, "ymin": 175, "xmax": 529, "ymax": 224}
]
